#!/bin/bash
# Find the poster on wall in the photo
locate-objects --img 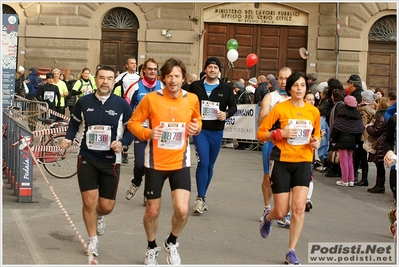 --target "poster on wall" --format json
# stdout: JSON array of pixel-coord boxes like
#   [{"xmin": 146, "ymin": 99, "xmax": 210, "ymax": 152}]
[{"xmin": 2, "ymin": 14, "xmax": 18, "ymax": 110}]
